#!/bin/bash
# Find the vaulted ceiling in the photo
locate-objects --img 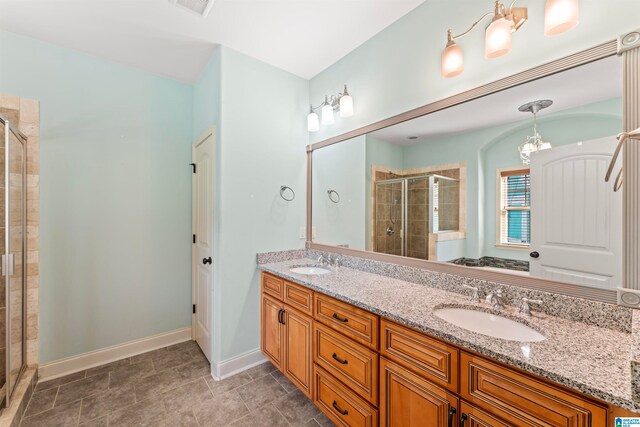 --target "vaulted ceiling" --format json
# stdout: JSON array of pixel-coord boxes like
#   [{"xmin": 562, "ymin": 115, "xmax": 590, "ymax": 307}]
[{"xmin": 0, "ymin": 0, "xmax": 425, "ymax": 83}]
